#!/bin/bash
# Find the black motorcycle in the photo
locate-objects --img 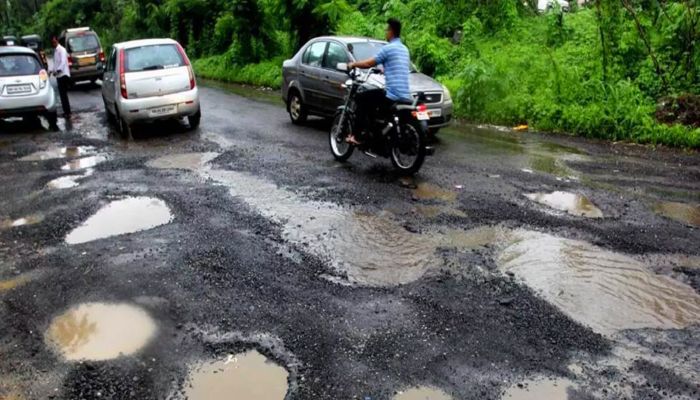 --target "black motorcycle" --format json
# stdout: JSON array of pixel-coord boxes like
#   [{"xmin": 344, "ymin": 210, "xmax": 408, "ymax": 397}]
[{"xmin": 329, "ymin": 63, "xmax": 431, "ymax": 174}]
